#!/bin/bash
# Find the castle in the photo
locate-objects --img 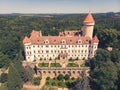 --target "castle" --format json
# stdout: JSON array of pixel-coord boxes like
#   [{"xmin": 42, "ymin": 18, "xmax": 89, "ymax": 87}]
[{"xmin": 23, "ymin": 12, "xmax": 99, "ymax": 62}]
